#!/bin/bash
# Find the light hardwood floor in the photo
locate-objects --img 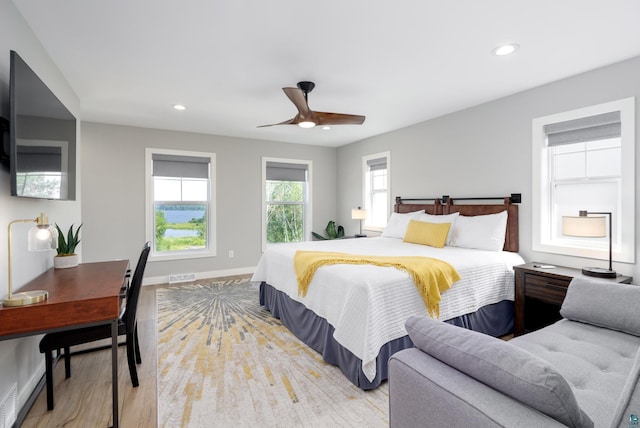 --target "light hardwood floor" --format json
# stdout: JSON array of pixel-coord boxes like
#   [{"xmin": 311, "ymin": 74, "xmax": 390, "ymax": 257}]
[
  {"xmin": 23, "ymin": 283, "xmax": 163, "ymax": 428},
  {"xmin": 23, "ymin": 275, "xmax": 252, "ymax": 427}
]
